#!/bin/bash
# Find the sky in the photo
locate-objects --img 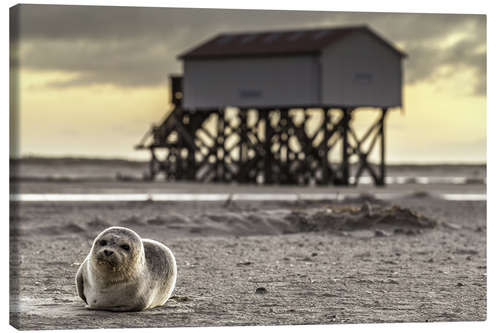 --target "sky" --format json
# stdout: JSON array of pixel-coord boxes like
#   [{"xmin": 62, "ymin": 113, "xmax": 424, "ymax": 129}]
[{"xmin": 9, "ymin": 4, "xmax": 486, "ymax": 163}]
